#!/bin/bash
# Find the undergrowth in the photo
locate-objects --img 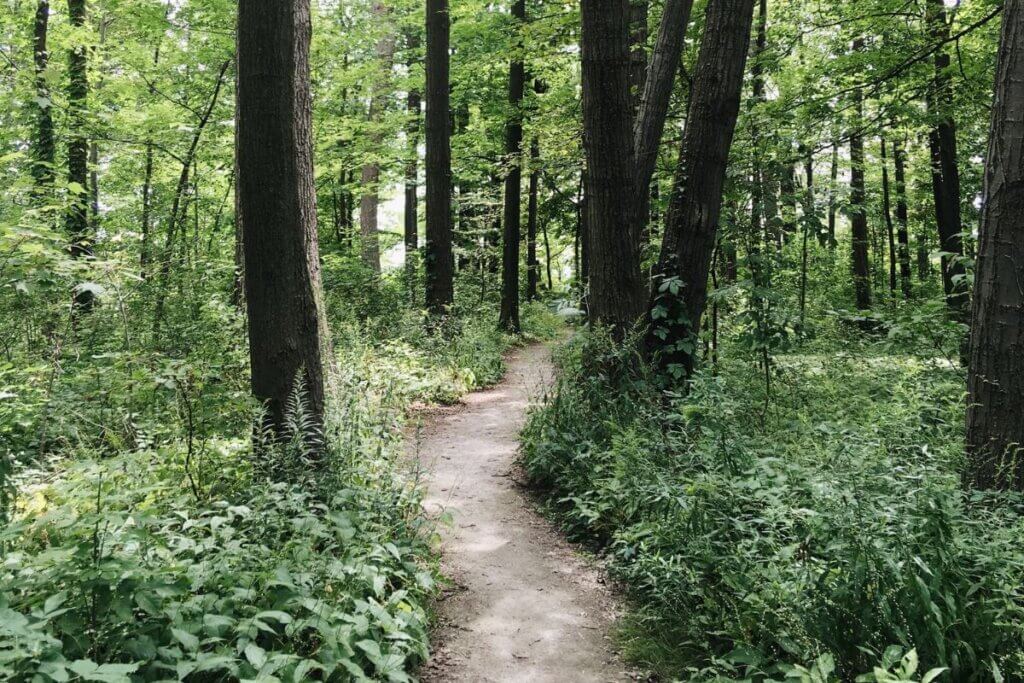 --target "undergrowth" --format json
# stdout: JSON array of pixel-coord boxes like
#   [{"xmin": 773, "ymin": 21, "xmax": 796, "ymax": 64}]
[{"xmin": 520, "ymin": 328, "xmax": 1024, "ymax": 682}]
